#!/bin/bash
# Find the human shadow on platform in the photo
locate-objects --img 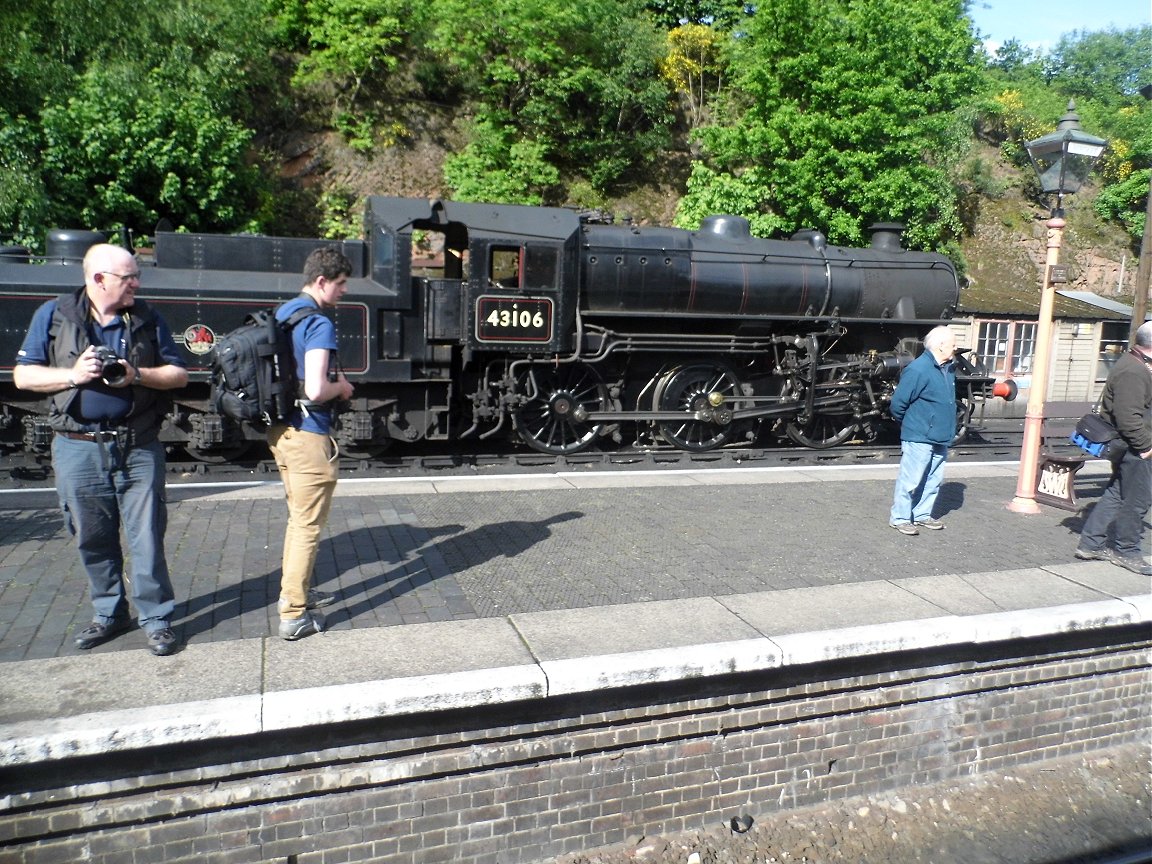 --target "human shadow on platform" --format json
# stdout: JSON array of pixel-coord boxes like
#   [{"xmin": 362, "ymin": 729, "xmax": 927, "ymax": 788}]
[
  {"xmin": 933, "ymin": 481, "xmax": 966, "ymax": 517},
  {"xmin": 175, "ymin": 511, "xmax": 583, "ymax": 640},
  {"xmin": 0, "ymin": 508, "xmax": 66, "ymax": 545},
  {"xmin": 330, "ymin": 510, "xmax": 584, "ymax": 627},
  {"xmin": 174, "ymin": 520, "xmax": 464, "ymax": 640}
]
